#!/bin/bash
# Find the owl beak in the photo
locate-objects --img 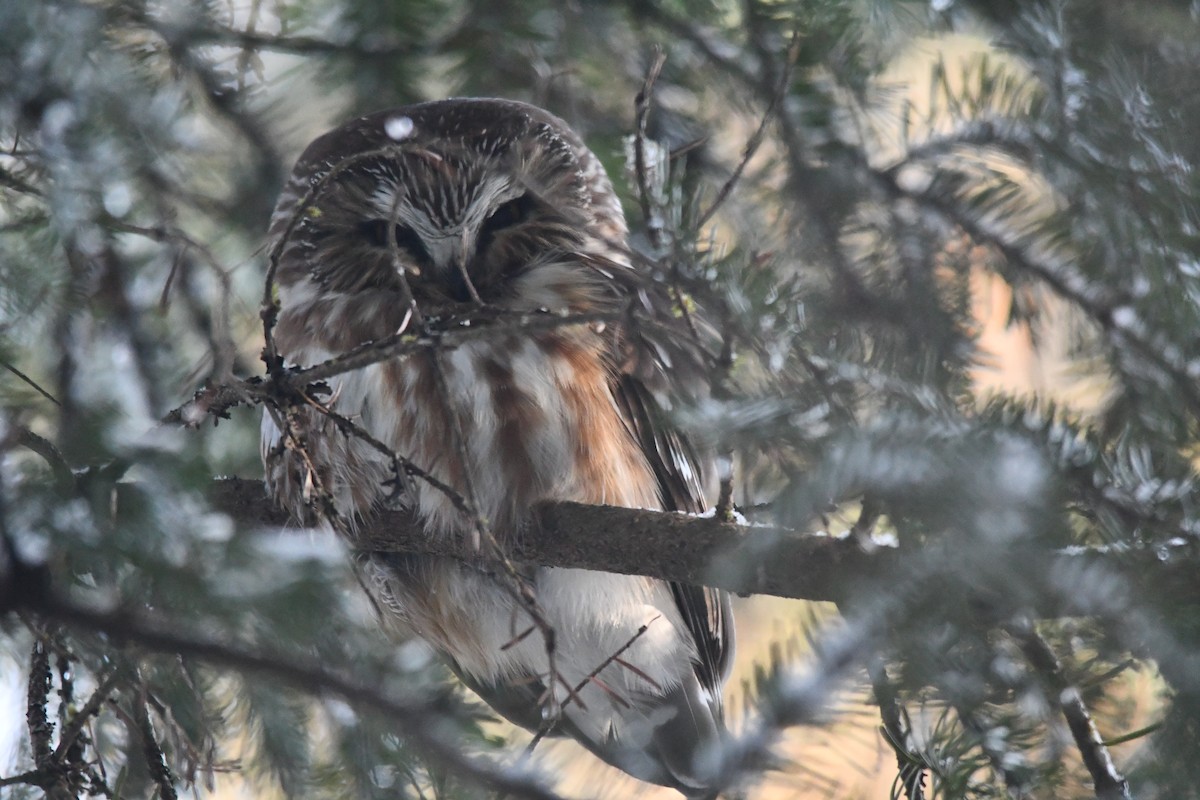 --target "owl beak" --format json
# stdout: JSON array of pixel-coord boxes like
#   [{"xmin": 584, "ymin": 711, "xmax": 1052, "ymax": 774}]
[
  {"xmin": 424, "ymin": 231, "xmax": 480, "ymax": 304},
  {"xmin": 424, "ymin": 232, "xmax": 470, "ymax": 274}
]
